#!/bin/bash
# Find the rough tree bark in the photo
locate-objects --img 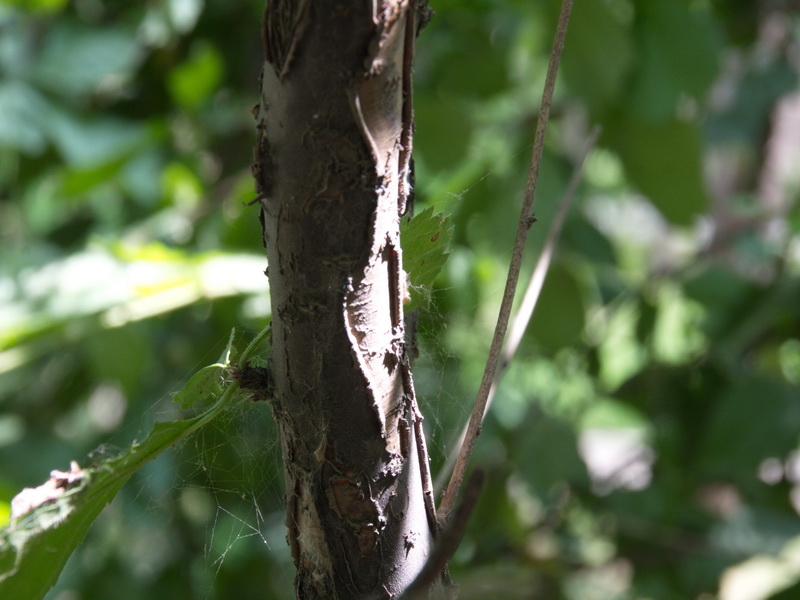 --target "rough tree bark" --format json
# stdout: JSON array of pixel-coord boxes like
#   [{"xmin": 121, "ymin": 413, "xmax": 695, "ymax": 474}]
[{"xmin": 252, "ymin": 1, "xmax": 437, "ymax": 598}]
